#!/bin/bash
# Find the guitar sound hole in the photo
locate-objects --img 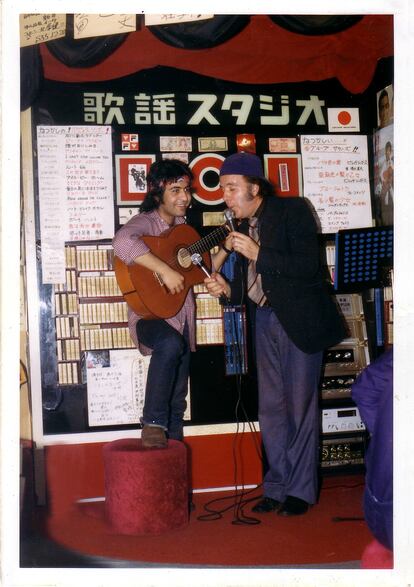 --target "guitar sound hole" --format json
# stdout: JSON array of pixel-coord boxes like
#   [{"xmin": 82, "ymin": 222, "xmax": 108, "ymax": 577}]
[{"xmin": 177, "ymin": 247, "xmax": 192, "ymax": 269}]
